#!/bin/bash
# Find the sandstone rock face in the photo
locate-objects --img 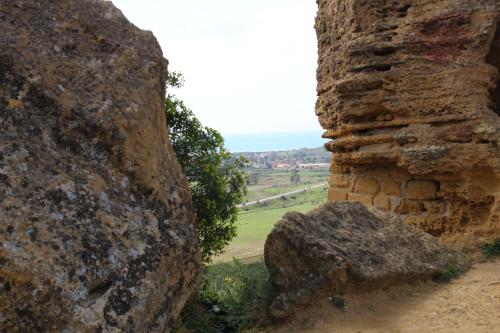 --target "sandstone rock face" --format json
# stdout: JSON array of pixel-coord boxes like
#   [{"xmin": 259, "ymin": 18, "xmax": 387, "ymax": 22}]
[
  {"xmin": 265, "ymin": 202, "xmax": 467, "ymax": 318},
  {"xmin": 0, "ymin": 1, "xmax": 201, "ymax": 331},
  {"xmin": 316, "ymin": 0, "xmax": 500, "ymax": 247}
]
